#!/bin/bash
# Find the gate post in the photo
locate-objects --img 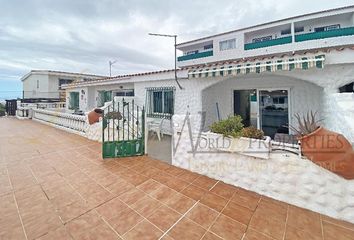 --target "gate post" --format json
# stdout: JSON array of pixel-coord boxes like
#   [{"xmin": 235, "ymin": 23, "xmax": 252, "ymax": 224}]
[{"xmin": 143, "ymin": 106, "xmax": 147, "ymax": 155}]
